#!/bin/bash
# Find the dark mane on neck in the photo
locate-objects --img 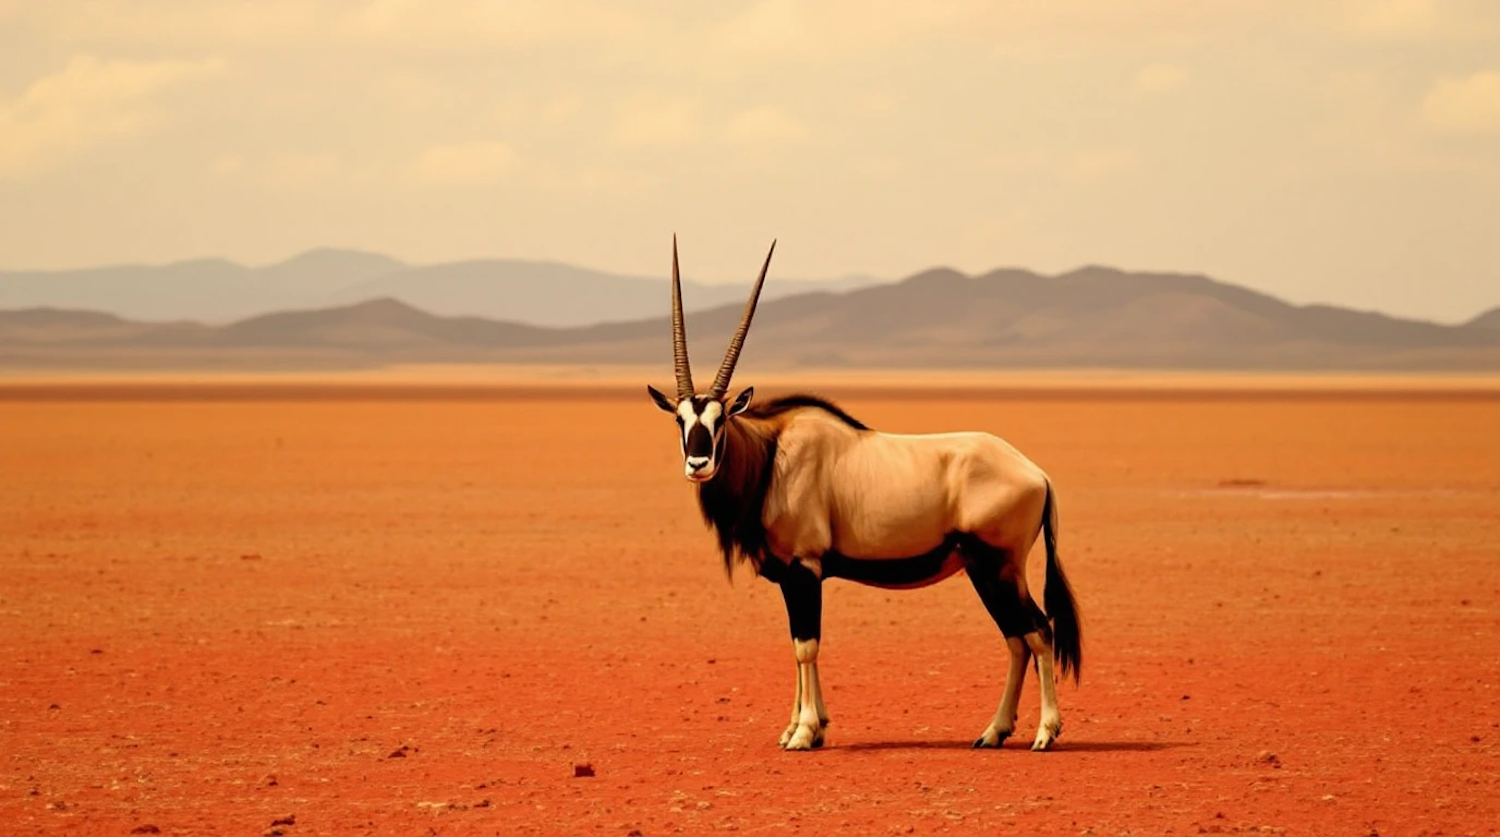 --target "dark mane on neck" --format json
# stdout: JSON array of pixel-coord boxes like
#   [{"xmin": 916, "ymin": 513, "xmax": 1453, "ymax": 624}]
[
  {"xmin": 696, "ymin": 418, "xmax": 779, "ymax": 576},
  {"xmin": 695, "ymin": 392, "xmax": 867, "ymax": 577},
  {"xmin": 744, "ymin": 393, "xmax": 868, "ymax": 430}
]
